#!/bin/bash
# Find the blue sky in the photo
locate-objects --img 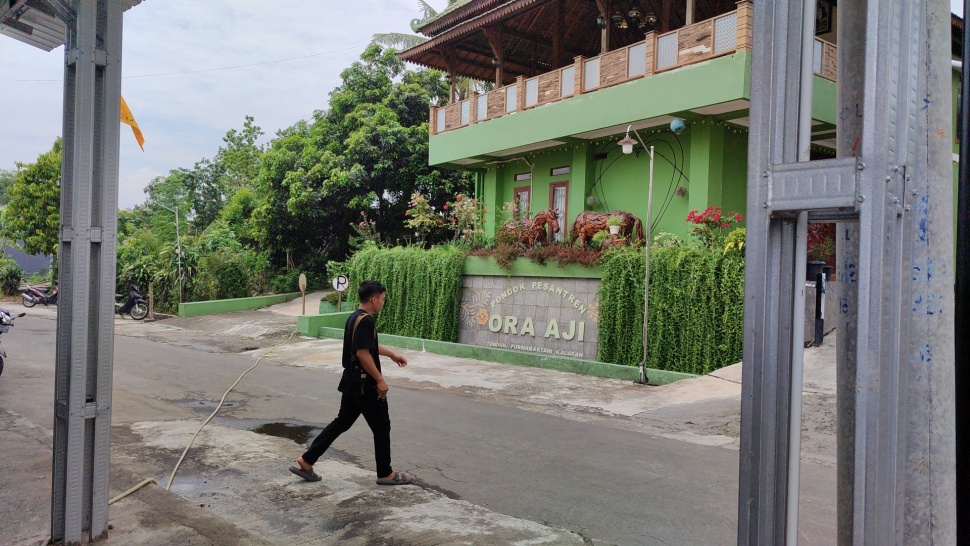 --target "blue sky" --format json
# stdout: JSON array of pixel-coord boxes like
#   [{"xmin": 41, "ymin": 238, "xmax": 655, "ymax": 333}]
[{"xmin": 0, "ymin": 1, "xmax": 964, "ymax": 209}]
